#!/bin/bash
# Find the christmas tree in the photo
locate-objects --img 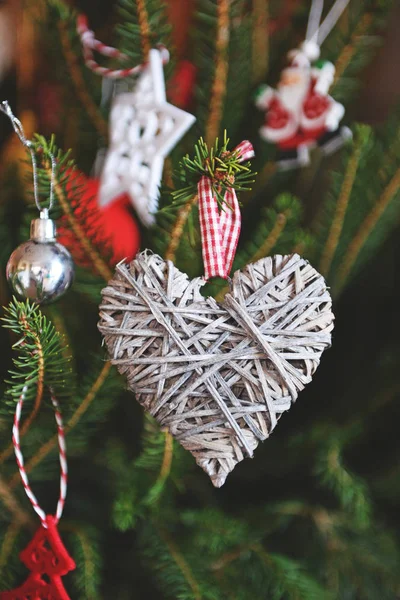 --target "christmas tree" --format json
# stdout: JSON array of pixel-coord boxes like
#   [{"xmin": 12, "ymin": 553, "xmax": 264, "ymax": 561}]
[{"xmin": 0, "ymin": 0, "xmax": 400, "ymax": 598}]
